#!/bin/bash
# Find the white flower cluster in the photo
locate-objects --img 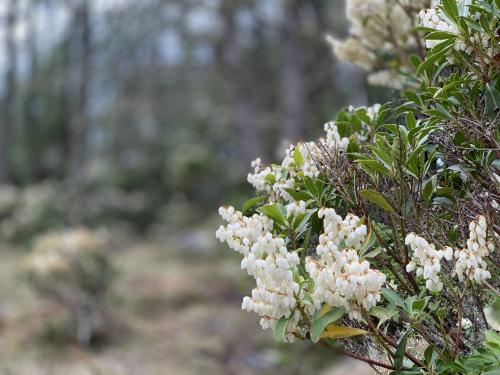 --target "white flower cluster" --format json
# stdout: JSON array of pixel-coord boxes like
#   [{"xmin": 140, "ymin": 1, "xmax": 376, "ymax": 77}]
[
  {"xmin": 454, "ymin": 215, "xmax": 494, "ymax": 283},
  {"xmin": 345, "ymin": 0, "xmax": 413, "ymax": 51},
  {"xmin": 315, "ymin": 208, "xmax": 367, "ymax": 259},
  {"xmin": 327, "ymin": 0, "xmax": 429, "ymax": 88},
  {"xmin": 420, "ymin": 7, "xmax": 457, "ymax": 40},
  {"xmin": 216, "ymin": 206, "xmax": 307, "ymax": 341},
  {"xmin": 216, "ymin": 206, "xmax": 274, "ymax": 256},
  {"xmin": 326, "ymin": 35, "xmax": 375, "ymax": 71},
  {"xmin": 419, "ymin": 1, "xmax": 497, "ymax": 64},
  {"xmin": 247, "ymin": 123, "xmax": 348, "ymax": 203},
  {"xmin": 367, "ymin": 70, "xmax": 405, "ymax": 90},
  {"xmin": 282, "ymin": 142, "xmax": 321, "ymax": 178},
  {"xmin": 419, "ymin": 6, "xmax": 460, "ymax": 48},
  {"xmin": 405, "ymin": 233, "xmax": 453, "ymax": 291},
  {"xmin": 305, "ymin": 208, "xmax": 386, "ymax": 321},
  {"xmin": 285, "ymin": 200, "xmax": 307, "ymax": 217},
  {"xmin": 405, "ymin": 216, "xmax": 496, "ymax": 289},
  {"xmin": 323, "ymin": 122, "xmax": 350, "ymax": 151}
]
